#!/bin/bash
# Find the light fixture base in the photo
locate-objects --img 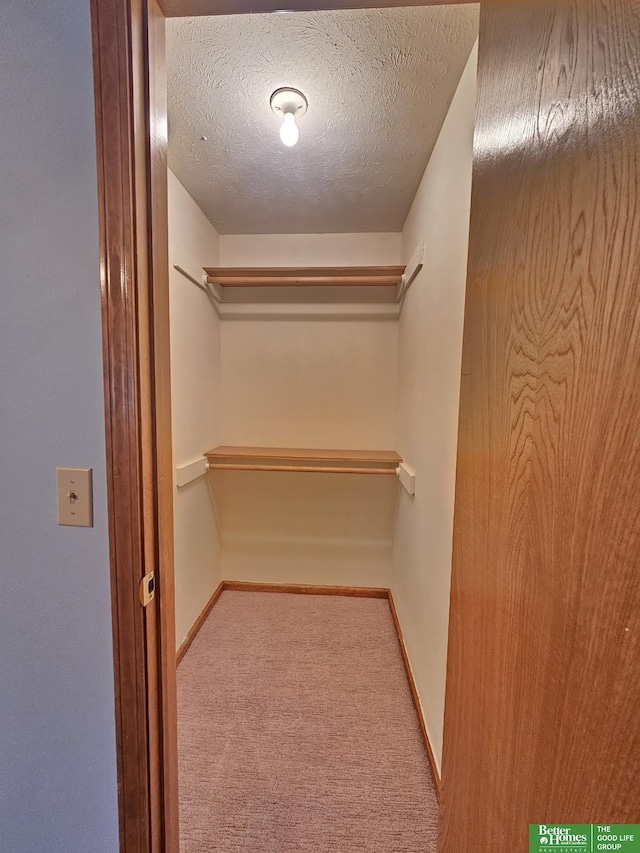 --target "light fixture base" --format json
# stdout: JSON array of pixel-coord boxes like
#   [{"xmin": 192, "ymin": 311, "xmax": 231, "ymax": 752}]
[{"xmin": 270, "ymin": 87, "xmax": 308, "ymax": 118}]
